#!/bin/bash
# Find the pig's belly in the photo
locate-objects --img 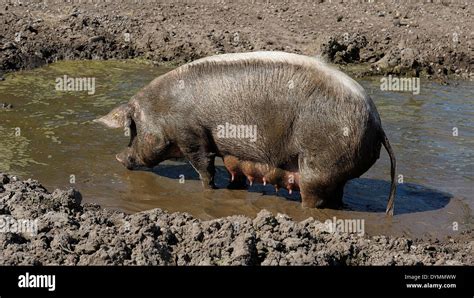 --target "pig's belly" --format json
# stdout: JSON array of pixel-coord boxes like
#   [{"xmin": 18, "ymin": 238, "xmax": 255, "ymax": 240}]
[{"xmin": 223, "ymin": 155, "xmax": 300, "ymax": 193}]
